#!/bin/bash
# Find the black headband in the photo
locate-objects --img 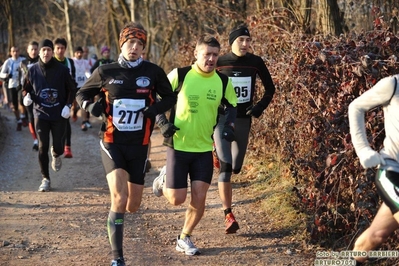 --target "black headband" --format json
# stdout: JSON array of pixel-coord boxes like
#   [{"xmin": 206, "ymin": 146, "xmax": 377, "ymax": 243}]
[{"xmin": 228, "ymin": 27, "xmax": 250, "ymax": 46}]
